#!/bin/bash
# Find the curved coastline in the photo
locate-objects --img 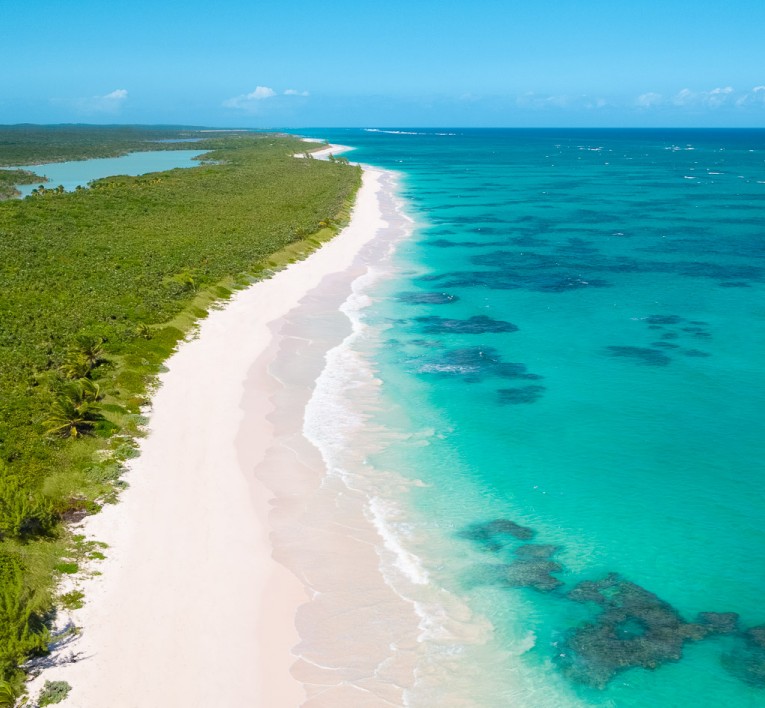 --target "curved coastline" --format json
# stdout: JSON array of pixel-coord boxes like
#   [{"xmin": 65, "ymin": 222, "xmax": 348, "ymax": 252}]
[
  {"xmin": 27, "ymin": 150, "xmax": 410, "ymax": 706},
  {"xmin": 250, "ymin": 167, "xmax": 422, "ymax": 706}
]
